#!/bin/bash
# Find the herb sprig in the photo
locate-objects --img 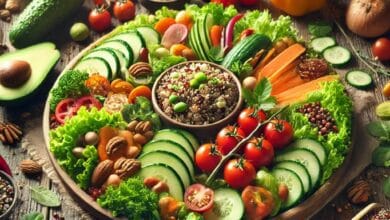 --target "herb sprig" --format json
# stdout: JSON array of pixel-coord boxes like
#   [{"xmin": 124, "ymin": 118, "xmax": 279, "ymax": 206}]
[{"xmin": 242, "ymin": 78, "xmax": 276, "ymax": 111}]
